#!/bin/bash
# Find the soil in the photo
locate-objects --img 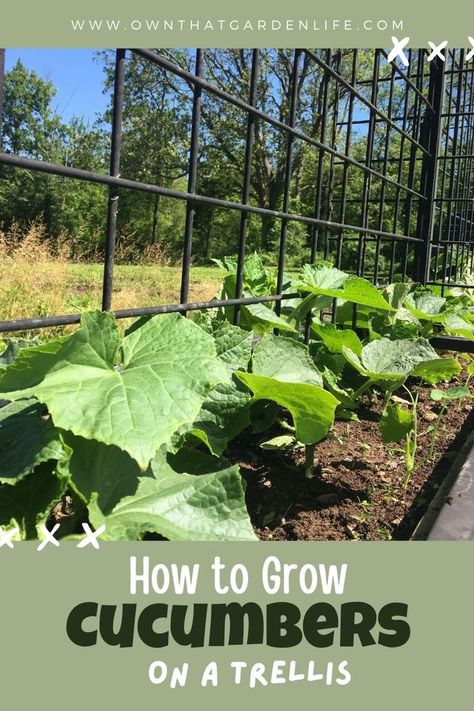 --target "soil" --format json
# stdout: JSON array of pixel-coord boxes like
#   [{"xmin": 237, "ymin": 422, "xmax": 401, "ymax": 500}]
[{"xmin": 228, "ymin": 370, "xmax": 474, "ymax": 541}]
